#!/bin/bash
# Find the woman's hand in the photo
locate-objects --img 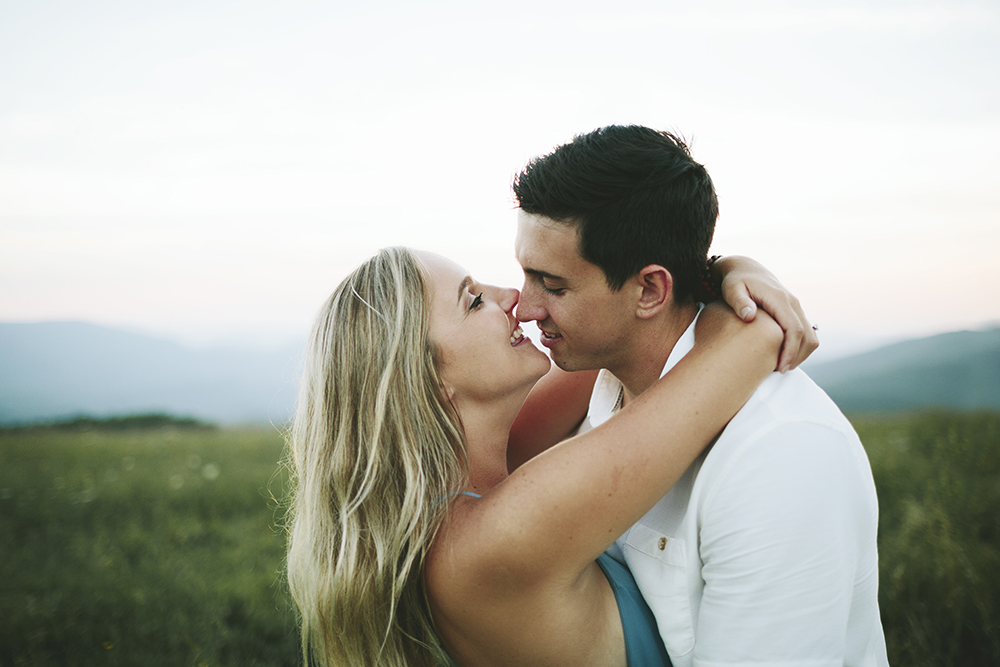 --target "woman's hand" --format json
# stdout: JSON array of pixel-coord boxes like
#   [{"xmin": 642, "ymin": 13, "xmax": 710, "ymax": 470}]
[{"xmin": 712, "ymin": 255, "xmax": 819, "ymax": 373}]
